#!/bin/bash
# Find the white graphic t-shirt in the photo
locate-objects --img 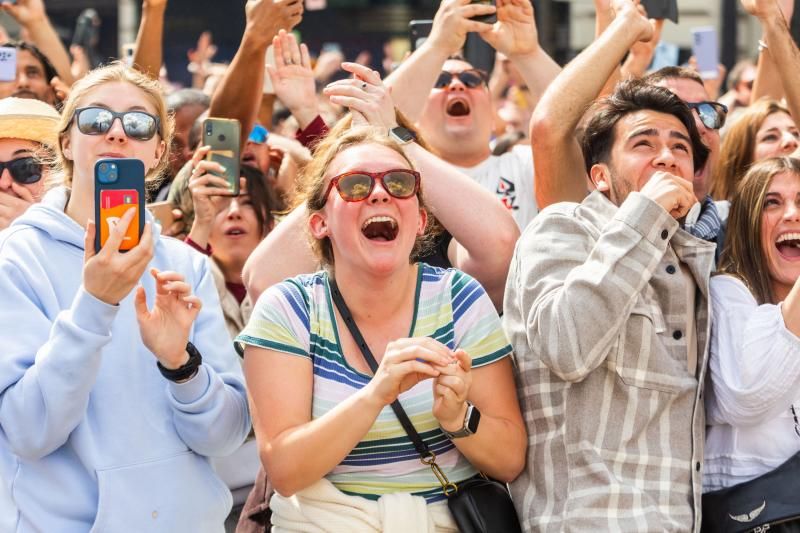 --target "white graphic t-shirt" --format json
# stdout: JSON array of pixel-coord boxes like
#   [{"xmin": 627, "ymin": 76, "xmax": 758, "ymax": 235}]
[{"xmin": 456, "ymin": 144, "xmax": 537, "ymax": 230}]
